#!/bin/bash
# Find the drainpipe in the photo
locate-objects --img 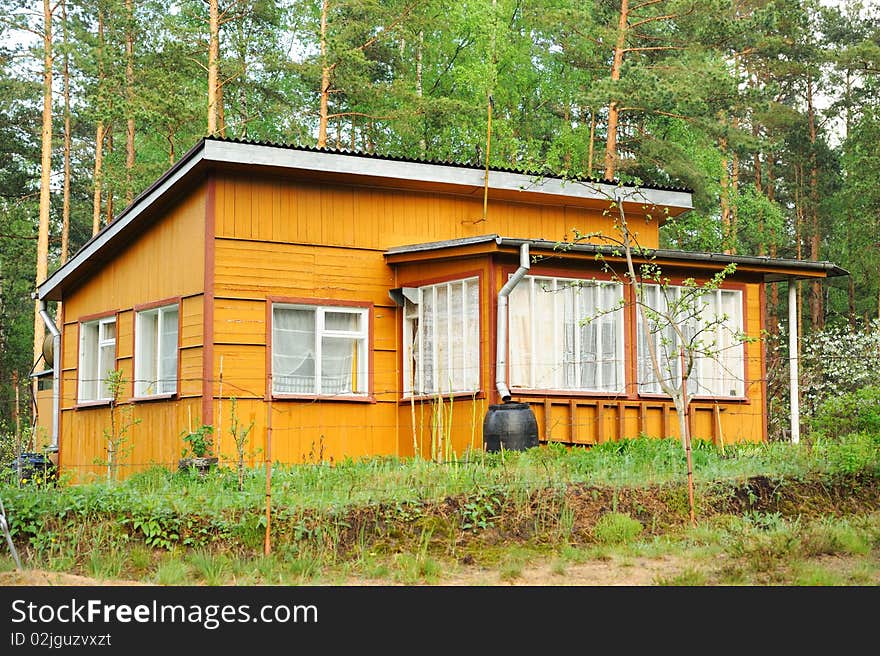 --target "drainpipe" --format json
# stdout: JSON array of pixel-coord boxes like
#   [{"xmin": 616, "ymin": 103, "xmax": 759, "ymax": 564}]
[
  {"xmin": 496, "ymin": 242, "xmax": 529, "ymax": 402},
  {"xmin": 37, "ymin": 298, "xmax": 61, "ymax": 452}
]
